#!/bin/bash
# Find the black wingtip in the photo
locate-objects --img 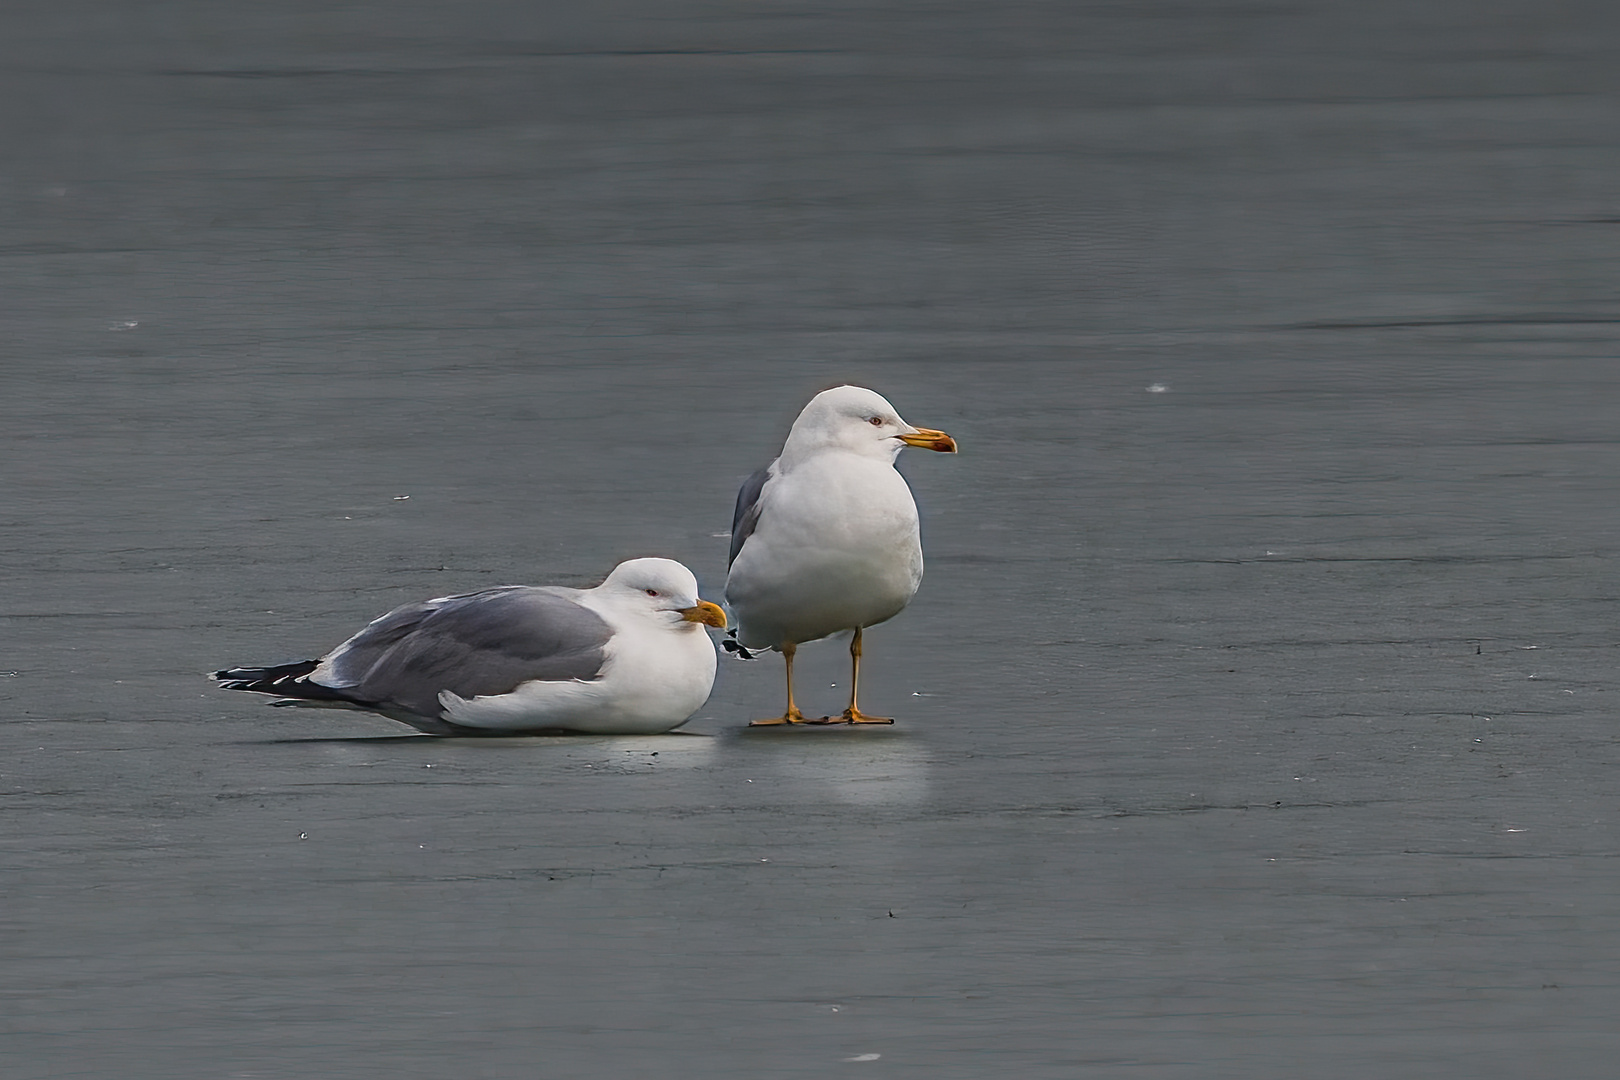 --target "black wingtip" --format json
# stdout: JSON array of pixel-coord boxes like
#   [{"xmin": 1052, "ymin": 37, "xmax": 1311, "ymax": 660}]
[
  {"xmin": 210, "ymin": 659, "xmax": 343, "ymax": 699},
  {"xmin": 721, "ymin": 629, "xmax": 757, "ymax": 660}
]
